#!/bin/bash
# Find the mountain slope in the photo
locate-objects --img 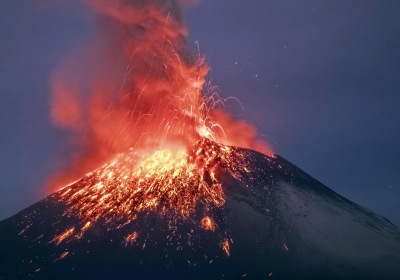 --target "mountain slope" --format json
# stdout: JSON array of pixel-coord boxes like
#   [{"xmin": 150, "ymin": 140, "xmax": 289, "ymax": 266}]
[{"xmin": 0, "ymin": 147, "xmax": 399, "ymax": 280}]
